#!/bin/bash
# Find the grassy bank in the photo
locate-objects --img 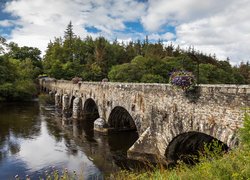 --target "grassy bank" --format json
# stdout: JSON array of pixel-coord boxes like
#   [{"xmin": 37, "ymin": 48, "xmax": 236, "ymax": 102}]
[{"xmin": 109, "ymin": 147, "xmax": 250, "ymax": 180}]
